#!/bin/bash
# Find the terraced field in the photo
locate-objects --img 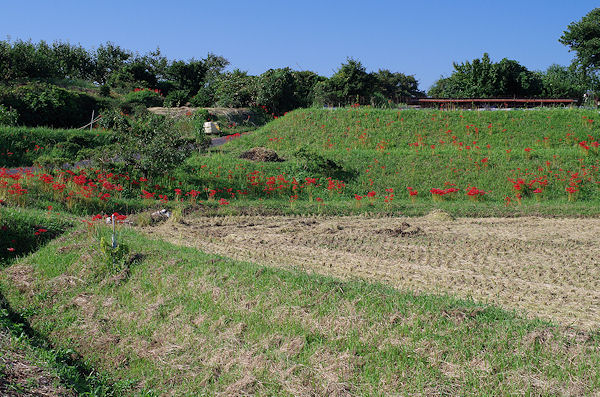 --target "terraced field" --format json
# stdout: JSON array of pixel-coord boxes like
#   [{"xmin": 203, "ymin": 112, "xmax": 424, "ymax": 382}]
[{"xmin": 143, "ymin": 214, "xmax": 600, "ymax": 329}]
